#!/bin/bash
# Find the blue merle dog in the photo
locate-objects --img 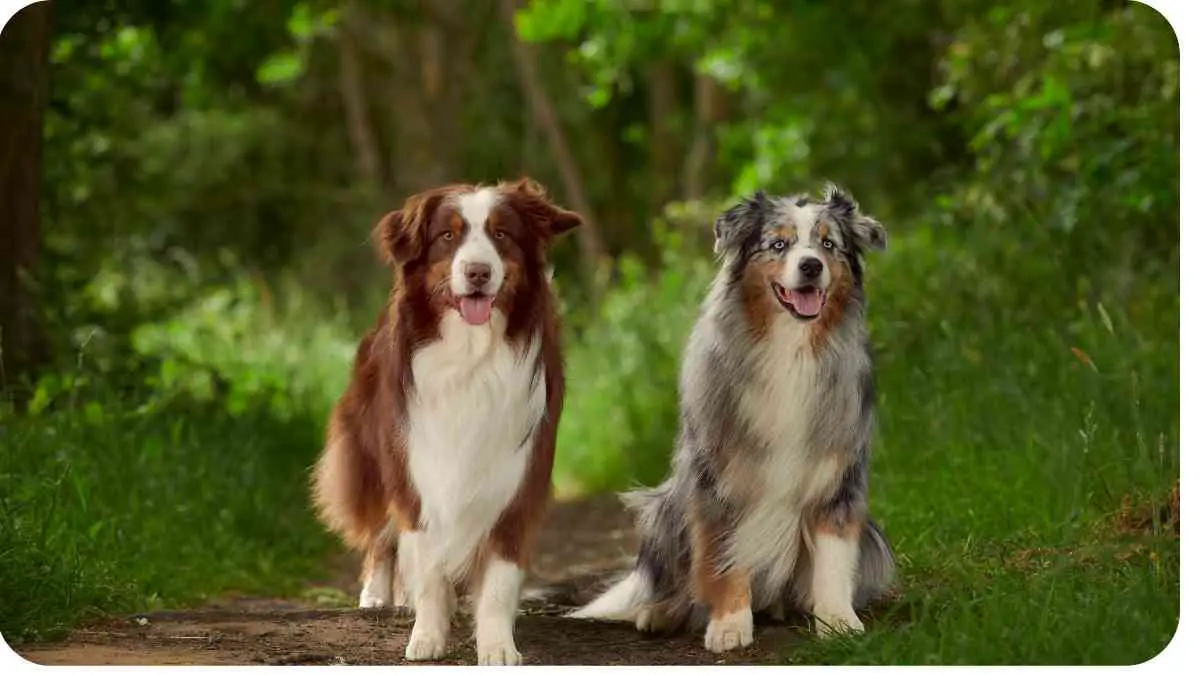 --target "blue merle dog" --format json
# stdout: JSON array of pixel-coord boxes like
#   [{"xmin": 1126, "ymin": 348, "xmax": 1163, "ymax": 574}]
[{"xmin": 569, "ymin": 184, "xmax": 895, "ymax": 653}]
